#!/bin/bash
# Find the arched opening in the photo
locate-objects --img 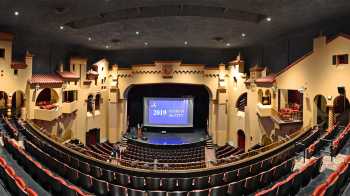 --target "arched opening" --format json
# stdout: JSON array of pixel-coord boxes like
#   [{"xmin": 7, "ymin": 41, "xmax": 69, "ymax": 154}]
[
  {"xmin": 258, "ymin": 89, "xmax": 263, "ymax": 104},
  {"xmin": 12, "ymin": 91, "xmax": 25, "ymax": 118},
  {"xmin": 333, "ymin": 95, "xmax": 350, "ymax": 124},
  {"xmin": 87, "ymin": 95, "xmax": 94, "ymax": 114},
  {"xmin": 36, "ymin": 88, "xmax": 59, "ymax": 109},
  {"xmin": 0, "ymin": 91, "xmax": 8, "ymax": 115},
  {"xmin": 237, "ymin": 130, "xmax": 246, "ymax": 151},
  {"xmin": 95, "ymin": 94, "xmax": 101, "ymax": 111},
  {"xmin": 262, "ymin": 89, "xmax": 271, "ymax": 105},
  {"xmin": 314, "ymin": 95, "xmax": 328, "ymax": 125},
  {"xmin": 236, "ymin": 92, "xmax": 247, "ymax": 112}
]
